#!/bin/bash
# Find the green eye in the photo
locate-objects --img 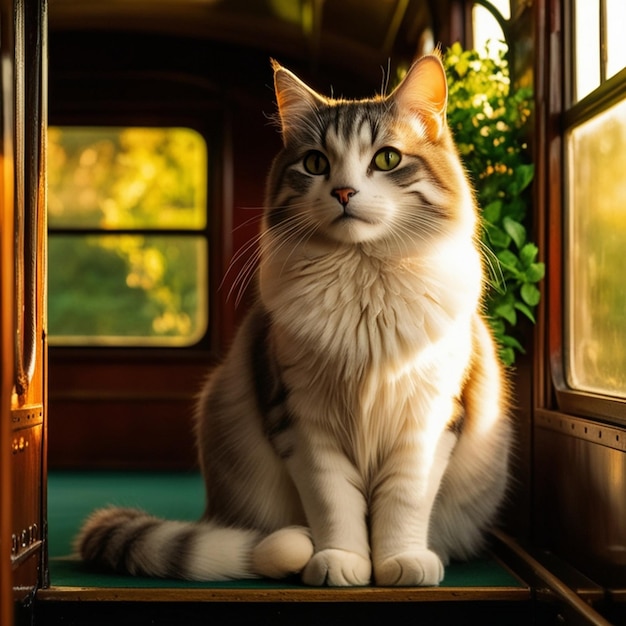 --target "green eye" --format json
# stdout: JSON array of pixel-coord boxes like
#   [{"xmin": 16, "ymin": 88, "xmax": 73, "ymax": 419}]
[
  {"xmin": 303, "ymin": 151, "xmax": 330, "ymax": 175},
  {"xmin": 373, "ymin": 148, "xmax": 401, "ymax": 171}
]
